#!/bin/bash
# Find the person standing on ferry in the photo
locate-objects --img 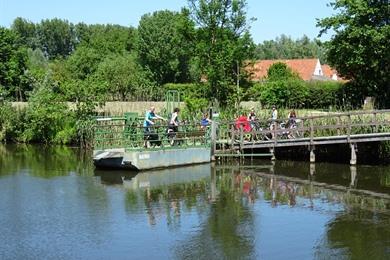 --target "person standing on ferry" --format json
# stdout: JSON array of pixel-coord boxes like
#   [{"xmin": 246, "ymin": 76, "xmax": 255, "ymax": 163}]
[{"xmin": 143, "ymin": 106, "xmax": 165, "ymax": 147}]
